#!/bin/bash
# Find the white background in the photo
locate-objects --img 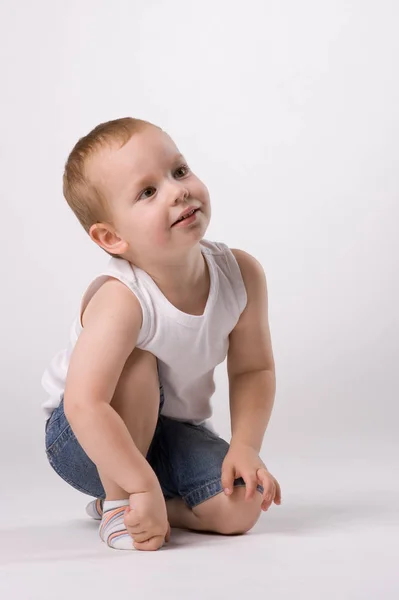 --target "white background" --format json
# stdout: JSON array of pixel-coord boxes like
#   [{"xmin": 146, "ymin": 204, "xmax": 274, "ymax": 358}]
[{"xmin": 0, "ymin": 1, "xmax": 398, "ymax": 598}]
